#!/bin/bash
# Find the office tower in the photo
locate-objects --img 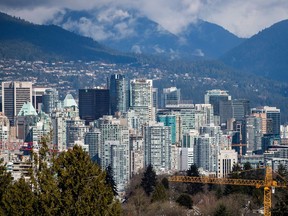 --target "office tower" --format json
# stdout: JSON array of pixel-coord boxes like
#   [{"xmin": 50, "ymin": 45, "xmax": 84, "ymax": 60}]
[
  {"xmin": 246, "ymin": 116, "xmax": 262, "ymax": 152},
  {"xmin": 130, "ymin": 79, "xmax": 154, "ymax": 121},
  {"xmin": 217, "ymin": 149, "xmax": 238, "ymax": 178},
  {"xmin": 205, "ymin": 89, "xmax": 231, "ymax": 125},
  {"xmin": 108, "ymin": 74, "xmax": 129, "ymax": 115},
  {"xmin": 179, "ymin": 107, "xmax": 196, "ymax": 134},
  {"xmin": 97, "ymin": 115, "xmax": 130, "ymax": 192},
  {"xmin": 51, "ymin": 111, "xmax": 67, "ymax": 152},
  {"xmin": 219, "ymin": 99, "xmax": 250, "ymax": 125},
  {"xmin": 143, "ymin": 122, "xmax": 172, "ymax": 173},
  {"xmin": 66, "ymin": 117, "xmax": 89, "ymax": 149},
  {"xmin": 79, "ymin": 89, "xmax": 110, "ymax": 124},
  {"xmin": 2, "ymin": 81, "xmax": 32, "ymax": 125},
  {"xmin": 180, "ymin": 130, "xmax": 198, "ymax": 171},
  {"xmin": 194, "ymin": 104, "xmax": 214, "ymax": 130},
  {"xmin": 163, "ymin": 87, "xmax": 181, "ymax": 107},
  {"xmin": 157, "ymin": 114, "xmax": 177, "ymax": 144},
  {"xmin": 42, "ymin": 88, "xmax": 59, "ymax": 114},
  {"xmin": 0, "ymin": 113, "xmax": 10, "ymax": 149},
  {"xmin": 231, "ymin": 120, "xmax": 247, "ymax": 155},
  {"xmin": 129, "ymin": 134, "xmax": 144, "ymax": 177},
  {"xmin": 85, "ymin": 128, "xmax": 101, "ymax": 162},
  {"xmin": 32, "ymin": 87, "xmax": 49, "ymax": 112},
  {"xmin": 251, "ymin": 106, "xmax": 280, "ymax": 136}
]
